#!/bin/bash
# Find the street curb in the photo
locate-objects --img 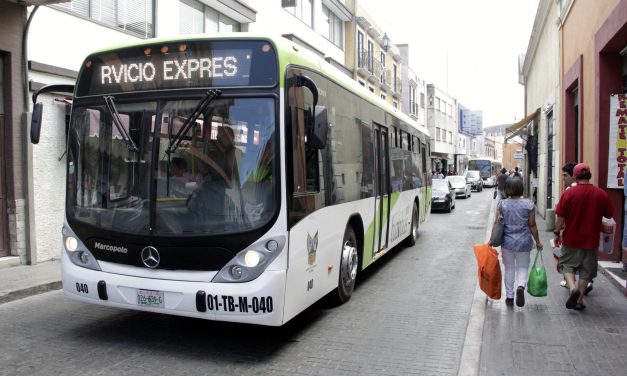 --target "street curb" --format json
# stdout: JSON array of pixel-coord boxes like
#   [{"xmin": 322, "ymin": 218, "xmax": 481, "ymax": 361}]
[
  {"xmin": 457, "ymin": 194, "xmax": 496, "ymax": 376},
  {"xmin": 0, "ymin": 281, "xmax": 62, "ymax": 305},
  {"xmin": 599, "ymin": 264, "xmax": 627, "ymax": 296}
]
